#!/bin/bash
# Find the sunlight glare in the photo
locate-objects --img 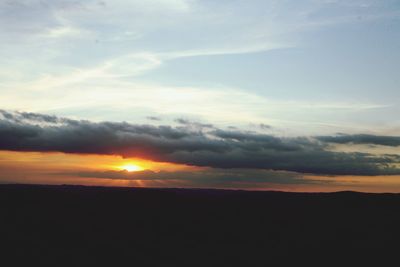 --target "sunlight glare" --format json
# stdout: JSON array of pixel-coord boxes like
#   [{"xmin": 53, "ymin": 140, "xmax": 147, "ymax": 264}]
[{"xmin": 121, "ymin": 164, "xmax": 143, "ymax": 172}]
